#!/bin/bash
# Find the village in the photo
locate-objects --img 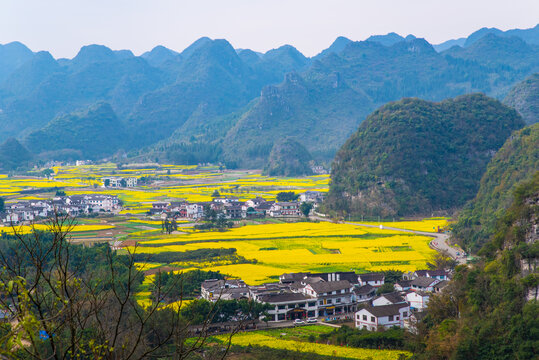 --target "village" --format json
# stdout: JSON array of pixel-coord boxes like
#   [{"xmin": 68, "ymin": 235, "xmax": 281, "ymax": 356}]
[
  {"xmin": 0, "ymin": 173, "xmax": 325, "ymax": 224},
  {"xmin": 200, "ymin": 268, "xmax": 450, "ymax": 333}
]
